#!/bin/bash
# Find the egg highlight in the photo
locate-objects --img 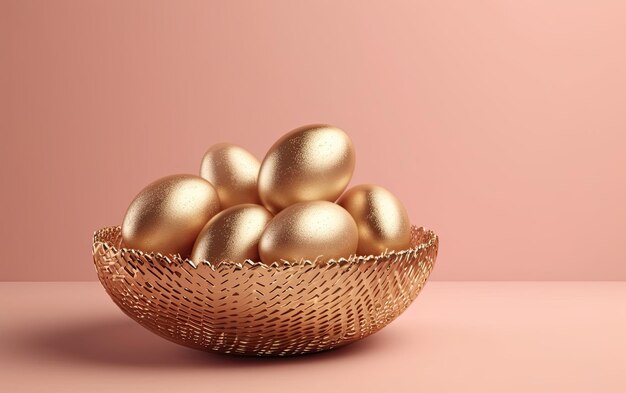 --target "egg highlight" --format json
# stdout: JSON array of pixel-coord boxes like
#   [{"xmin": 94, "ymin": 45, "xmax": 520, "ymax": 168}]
[
  {"xmin": 337, "ymin": 184, "xmax": 411, "ymax": 255},
  {"xmin": 121, "ymin": 174, "xmax": 220, "ymax": 257},
  {"xmin": 191, "ymin": 204, "xmax": 273, "ymax": 264},
  {"xmin": 258, "ymin": 124, "xmax": 355, "ymax": 213},
  {"xmin": 258, "ymin": 201, "xmax": 359, "ymax": 264},
  {"xmin": 200, "ymin": 143, "xmax": 261, "ymax": 208}
]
